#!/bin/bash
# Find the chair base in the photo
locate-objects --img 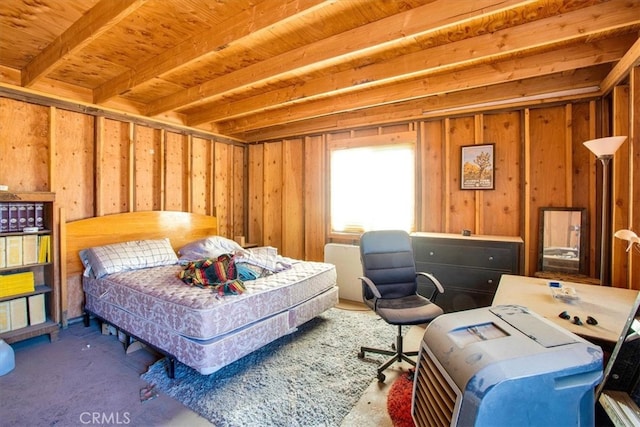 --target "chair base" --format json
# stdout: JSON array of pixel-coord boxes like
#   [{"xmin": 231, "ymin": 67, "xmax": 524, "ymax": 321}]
[{"xmin": 358, "ymin": 325, "xmax": 417, "ymax": 382}]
